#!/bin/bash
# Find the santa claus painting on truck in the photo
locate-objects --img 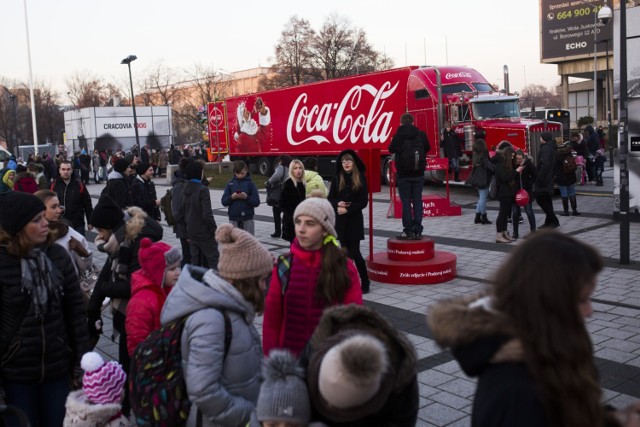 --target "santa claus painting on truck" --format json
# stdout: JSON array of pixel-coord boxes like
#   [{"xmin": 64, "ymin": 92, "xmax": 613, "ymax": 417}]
[{"xmin": 208, "ymin": 65, "xmax": 562, "ymax": 184}]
